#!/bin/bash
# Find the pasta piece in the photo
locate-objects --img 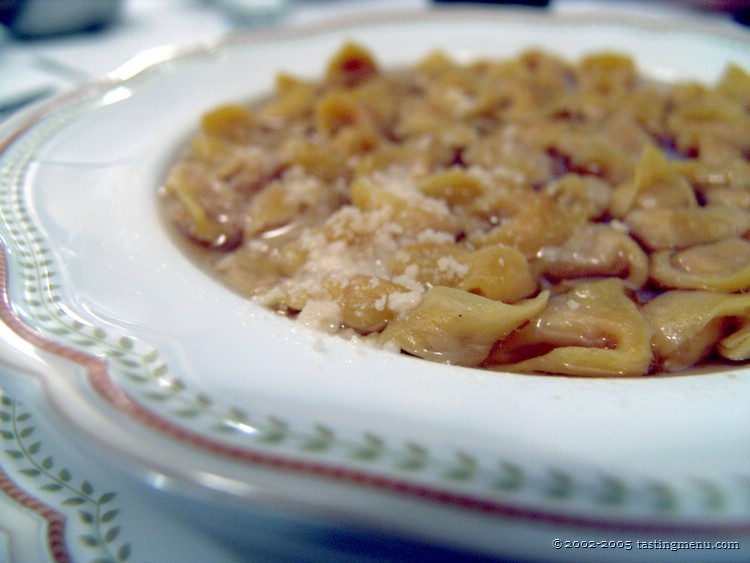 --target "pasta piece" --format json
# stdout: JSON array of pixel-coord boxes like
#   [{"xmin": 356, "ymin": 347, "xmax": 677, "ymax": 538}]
[
  {"xmin": 578, "ymin": 52, "xmax": 636, "ymax": 96},
  {"xmin": 315, "ymin": 91, "xmax": 374, "ymax": 137},
  {"xmin": 551, "ymin": 130, "xmax": 635, "ymax": 185},
  {"xmin": 389, "ymin": 242, "xmax": 468, "ymax": 287},
  {"xmin": 389, "ymin": 242, "xmax": 536, "ymax": 302},
  {"xmin": 325, "ymin": 41, "xmax": 379, "ymax": 87},
  {"xmin": 625, "ymin": 205, "xmax": 750, "ymax": 250},
  {"xmin": 516, "ymin": 49, "xmax": 574, "ymax": 108},
  {"xmin": 278, "ymin": 138, "xmax": 350, "ymax": 184},
  {"xmin": 163, "ymin": 162, "xmax": 243, "ymax": 248},
  {"xmin": 622, "ymin": 86, "xmax": 669, "ymax": 138},
  {"xmin": 649, "ymin": 237, "xmax": 750, "ymax": 292},
  {"xmin": 672, "ymin": 158, "xmax": 750, "ymax": 195},
  {"xmin": 200, "ymin": 104, "xmax": 255, "ymax": 143},
  {"xmin": 459, "ymin": 245, "xmax": 537, "ymax": 302},
  {"xmin": 561, "ymin": 53, "xmax": 636, "ymax": 121},
  {"xmin": 417, "ymin": 169, "xmax": 484, "ymax": 205},
  {"xmin": 600, "ymin": 112, "xmax": 654, "ymax": 157},
  {"xmin": 316, "ymin": 79, "xmax": 401, "ymax": 138},
  {"xmin": 719, "ymin": 319, "xmax": 750, "ymax": 361},
  {"xmin": 667, "ymin": 85, "xmax": 750, "ymax": 157},
  {"xmin": 313, "ymin": 206, "xmax": 403, "ymax": 255},
  {"xmin": 396, "ymin": 95, "xmax": 458, "ymax": 138},
  {"xmin": 260, "ymin": 275, "xmax": 412, "ymax": 333},
  {"xmin": 469, "ymin": 192, "xmax": 578, "ymax": 257},
  {"xmin": 536, "ymin": 224, "xmax": 649, "ymax": 288},
  {"xmin": 416, "ymin": 49, "xmax": 456, "ymax": 77},
  {"xmin": 326, "ymin": 275, "xmax": 409, "ymax": 332},
  {"xmin": 487, "ymin": 279, "xmax": 654, "ymax": 376},
  {"xmin": 243, "ymin": 167, "xmax": 341, "ymax": 238},
  {"xmin": 425, "ymin": 75, "xmax": 479, "ymax": 121},
  {"xmin": 694, "ymin": 133, "xmax": 746, "ymax": 163},
  {"xmin": 188, "ymin": 136, "xmax": 242, "ymax": 174},
  {"xmin": 475, "ymin": 50, "xmax": 572, "ymax": 120},
  {"xmin": 259, "ymin": 77, "xmax": 316, "ymax": 124},
  {"xmin": 610, "ymin": 144, "xmax": 697, "ymax": 218},
  {"xmin": 642, "ymin": 290, "xmax": 750, "ymax": 371},
  {"xmin": 702, "ymin": 187, "xmax": 750, "ymax": 210},
  {"xmin": 542, "ymin": 173, "xmax": 611, "ymax": 222},
  {"xmin": 717, "ymin": 63, "xmax": 750, "ymax": 110},
  {"xmin": 462, "ymin": 128, "xmax": 556, "ymax": 188},
  {"xmin": 353, "ymin": 143, "xmax": 431, "ymax": 178},
  {"xmin": 330, "ymin": 123, "xmax": 381, "ymax": 157},
  {"xmin": 244, "ymin": 181, "xmax": 296, "ymax": 236},
  {"xmin": 349, "ymin": 175, "xmax": 458, "ymax": 236},
  {"xmin": 379, "ymin": 287, "xmax": 549, "ymax": 366}
]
